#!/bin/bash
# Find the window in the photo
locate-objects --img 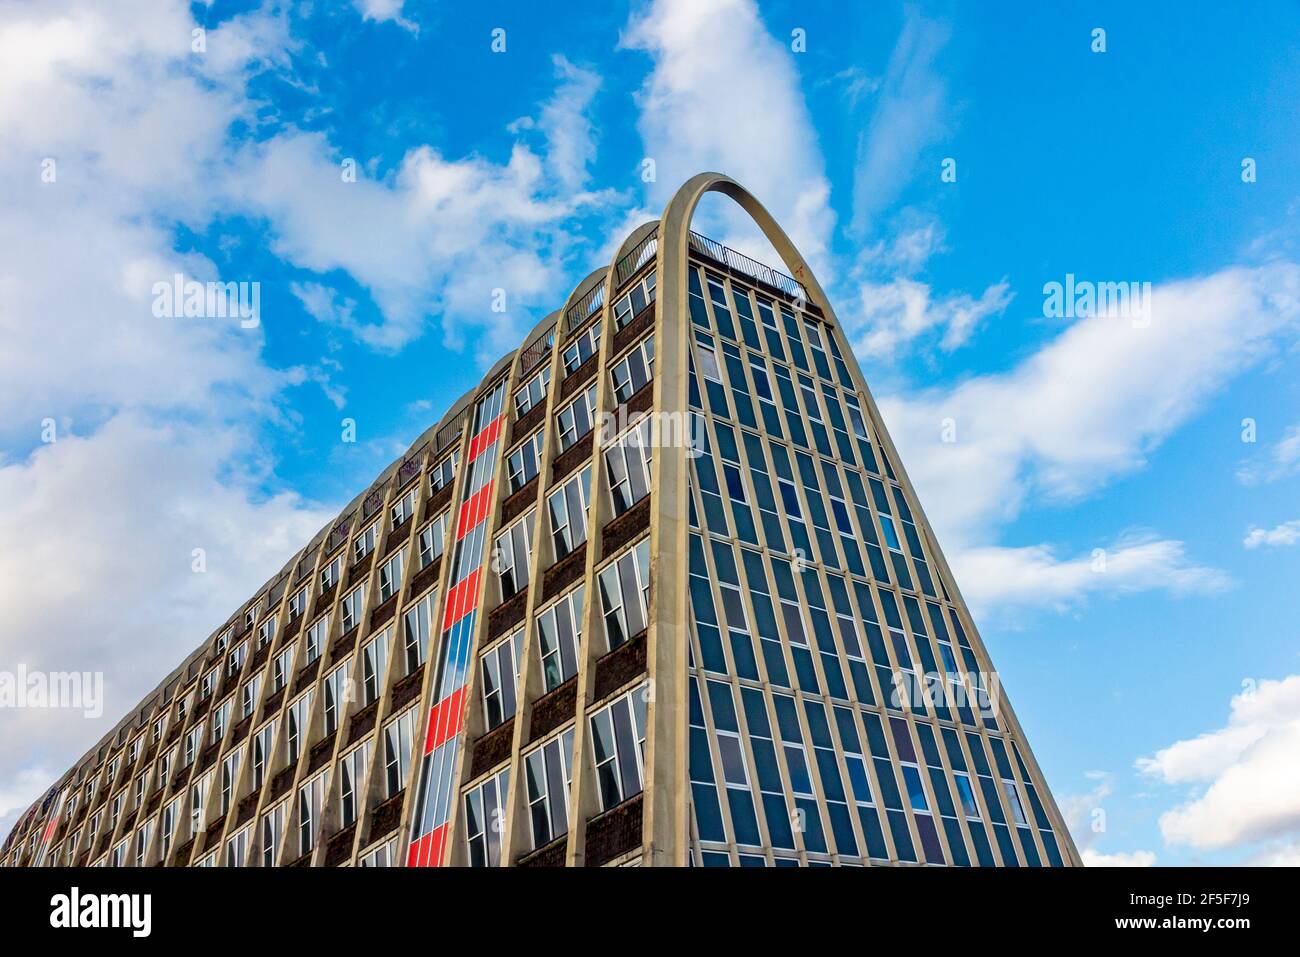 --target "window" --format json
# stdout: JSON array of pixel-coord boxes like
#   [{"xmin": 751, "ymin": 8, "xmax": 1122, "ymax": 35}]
[
  {"xmin": 340, "ymin": 582, "xmax": 367, "ymax": 633},
  {"xmin": 612, "ymin": 268, "xmax": 656, "ymax": 330},
  {"xmin": 128, "ymin": 736, "xmax": 142, "ymax": 764},
  {"xmin": 158, "ymin": 748, "xmax": 174, "ymax": 789},
  {"xmin": 353, "ymin": 521, "xmax": 379, "ymax": 564},
  {"xmin": 245, "ymin": 604, "xmax": 259, "ymax": 628},
  {"xmin": 359, "ymin": 840, "xmax": 396, "ymax": 867},
  {"xmin": 494, "ymin": 512, "xmax": 533, "ymax": 600},
  {"xmin": 403, "ymin": 593, "xmax": 435, "ymax": 673},
  {"xmin": 588, "ymin": 685, "xmax": 648, "ymax": 811},
  {"xmin": 161, "ymin": 800, "xmax": 179, "ymax": 852},
  {"xmin": 514, "ymin": 366, "xmax": 551, "ymax": 415},
  {"xmin": 390, "ymin": 487, "xmax": 416, "ymax": 527},
  {"xmin": 220, "ymin": 748, "xmax": 241, "ymax": 815},
  {"xmin": 286, "ymin": 692, "xmax": 313, "ymax": 765},
  {"xmin": 213, "ymin": 696, "xmax": 233, "ymax": 743},
  {"xmin": 272, "ymin": 646, "xmax": 294, "ymax": 693},
  {"xmin": 547, "ymin": 465, "xmax": 591, "ymax": 559},
  {"xmin": 383, "ymin": 709, "xmax": 415, "ymax": 798},
  {"xmin": 260, "ymin": 801, "xmax": 287, "ymax": 867},
  {"xmin": 320, "ymin": 554, "xmax": 342, "ymax": 592},
  {"xmin": 338, "ymin": 741, "xmax": 373, "ymax": 828},
  {"xmin": 562, "ymin": 320, "xmax": 601, "ymax": 373},
  {"xmin": 524, "ymin": 728, "xmax": 575, "ymax": 849},
  {"xmin": 323, "ymin": 662, "xmax": 350, "ymax": 736},
  {"xmin": 189, "ymin": 774, "xmax": 208, "ymax": 837},
  {"xmin": 288, "ymin": 585, "xmax": 309, "ymax": 622},
  {"xmin": 604, "ymin": 417, "xmax": 653, "ymax": 516},
  {"xmin": 378, "ymin": 552, "xmax": 403, "ymax": 604},
  {"xmin": 240, "ymin": 673, "xmax": 261, "ymax": 719},
  {"xmin": 362, "ymin": 628, "xmax": 390, "ymax": 705},
  {"xmin": 199, "ymin": 669, "xmax": 216, "ymax": 701},
  {"xmin": 224, "ymin": 826, "xmax": 250, "ymax": 868},
  {"xmin": 252, "ymin": 720, "xmax": 276, "ymax": 789},
  {"xmin": 805, "ymin": 318, "xmax": 830, "ymax": 379},
  {"xmin": 304, "ymin": 615, "xmax": 329, "ymax": 664},
  {"xmin": 480, "ymin": 631, "xmax": 522, "ymax": 730},
  {"xmin": 135, "ymin": 819, "xmax": 154, "ymax": 868},
  {"xmin": 215, "ymin": 627, "xmax": 232, "ymax": 655},
  {"xmin": 597, "ymin": 539, "xmax": 651, "ymax": 650},
  {"xmin": 537, "ymin": 587, "xmax": 583, "ymax": 693},
  {"xmin": 184, "ymin": 726, "xmax": 201, "ymax": 768},
  {"xmin": 257, "ymin": 614, "xmax": 277, "ymax": 649},
  {"xmin": 556, "ymin": 383, "xmax": 597, "ymax": 451},
  {"xmin": 111, "ymin": 839, "xmax": 127, "ymax": 868},
  {"xmin": 464, "ymin": 767, "xmax": 511, "ymax": 867},
  {"xmin": 297, "ymin": 774, "xmax": 325, "ymax": 857},
  {"xmin": 506, "ymin": 430, "xmax": 544, "ymax": 493},
  {"xmin": 417, "ymin": 513, "xmax": 448, "ymax": 570},
  {"xmin": 226, "ymin": 641, "xmax": 247, "ymax": 678},
  {"xmin": 697, "ymin": 341, "xmax": 722, "ymax": 382},
  {"xmin": 428, "ymin": 451, "xmax": 457, "ymax": 495},
  {"xmin": 609, "ymin": 335, "xmax": 655, "ymax": 404}
]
